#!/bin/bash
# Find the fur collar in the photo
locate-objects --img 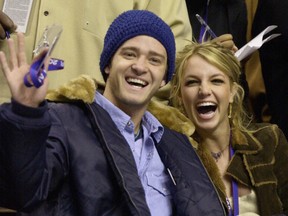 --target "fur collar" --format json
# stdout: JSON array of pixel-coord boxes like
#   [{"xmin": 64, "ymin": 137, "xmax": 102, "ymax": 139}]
[{"xmin": 46, "ymin": 75, "xmax": 97, "ymax": 103}]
